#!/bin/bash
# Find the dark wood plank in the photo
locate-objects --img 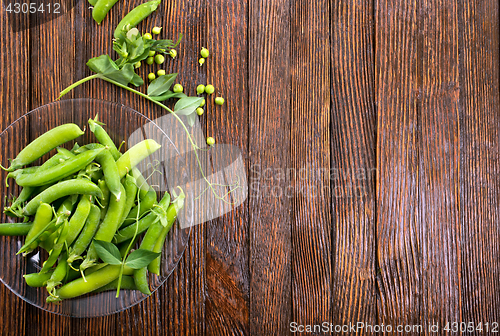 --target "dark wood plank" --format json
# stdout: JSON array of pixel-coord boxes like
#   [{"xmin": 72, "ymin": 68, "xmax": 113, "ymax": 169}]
[
  {"xmin": 420, "ymin": 0, "xmax": 461, "ymax": 328},
  {"xmin": 290, "ymin": 0, "xmax": 331, "ymax": 331},
  {"xmin": 25, "ymin": 8, "xmax": 75, "ymax": 336},
  {"xmin": 113, "ymin": 0, "xmax": 207, "ymax": 335},
  {"xmin": 248, "ymin": 0, "xmax": 291, "ymax": 334},
  {"xmin": 205, "ymin": 0, "xmax": 250, "ymax": 335},
  {"xmin": 330, "ymin": 0, "xmax": 377, "ymax": 333},
  {"xmin": 0, "ymin": 6, "xmax": 29, "ymax": 336},
  {"xmin": 69, "ymin": 0, "xmax": 120, "ymax": 332},
  {"xmin": 375, "ymin": 0, "xmax": 421, "ymax": 329},
  {"xmin": 459, "ymin": 0, "xmax": 500, "ymax": 328}
]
